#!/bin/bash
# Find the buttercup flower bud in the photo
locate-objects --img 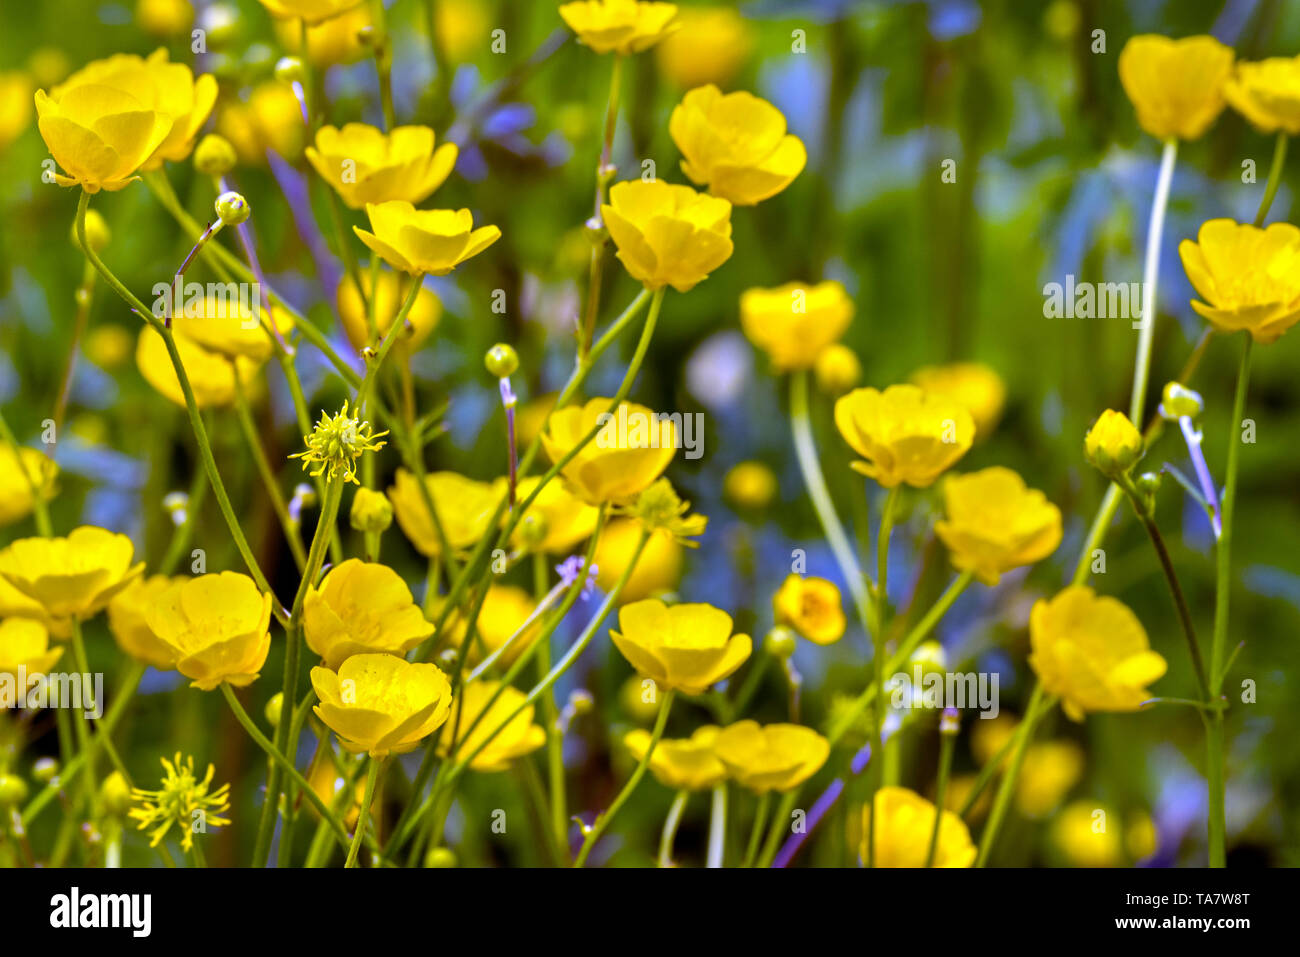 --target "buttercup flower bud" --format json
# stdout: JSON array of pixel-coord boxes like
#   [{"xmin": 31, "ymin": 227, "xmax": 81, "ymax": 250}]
[
  {"xmin": 349, "ymin": 486, "xmax": 393, "ymax": 533},
  {"xmin": 516, "ymin": 512, "xmax": 549, "ymax": 550},
  {"xmin": 1135, "ymin": 472, "xmax": 1162, "ymax": 496},
  {"xmin": 723, "ymin": 461, "xmax": 777, "ymax": 510},
  {"xmin": 71, "ymin": 209, "xmax": 111, "ymax": 253},
  {"xmin": 814, "ymin": 343, "xmax": 862, "ymax": 395},
  {"xmin": 1084, "ymin": 409, "xmax": 1143, "ymax": 477},
  {"xmin": 568, "ymin": 689, "xmax": 595, "ymax": 717},
  {"xmin": 100, "ymin": 770, "xmax": 131, "ymax": 816},
  {"xmin": 264, "ymin": 691, "xmax": 284, "ymax": 729},
  {"xmin": 764, "ymin": 625, "xmax": 798, "ymax": 659},
  {"xmin": 274, "ymin": 56, "xmax": 306, "ymax": 84},
  {"xmin": 199, "ymin": 3, "xmax": 240, "ymax": 48},
  {"xmin": 194, "ymin": 133, "xmax": 238, "ymax": 176},
  {"xmin": 33, "ymin": 757, "xmax": 59, "ymax": 783},
  {"xmin": 484, "ymin": 343, "xmax": 519, "ymax": 378},
  {"xmin": 214, "ymin": 190, "xmax": 251, "ymax": 226},
  {"xmin": 0, "ymin": 773, "xmax": 28, "ymax": 807},
  {"xmin": 1160, "ymin": 381, "xmax": 1204, "ymax": 420},
  {"xmin": 425, "ymin": 846, "xmax": 458, "ymax": 868}
]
